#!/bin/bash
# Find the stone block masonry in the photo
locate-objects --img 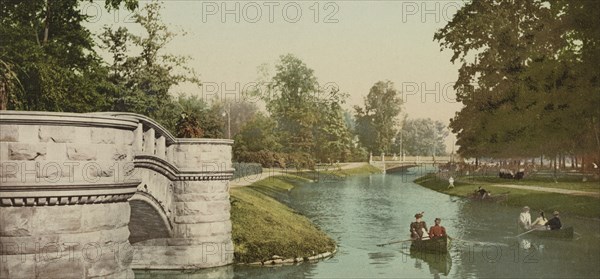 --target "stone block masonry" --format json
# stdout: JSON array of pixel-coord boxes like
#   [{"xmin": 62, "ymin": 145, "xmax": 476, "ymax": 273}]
[{"xmin": 1, "ymin": 111, "xmax": 235, "ymax": 277}]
